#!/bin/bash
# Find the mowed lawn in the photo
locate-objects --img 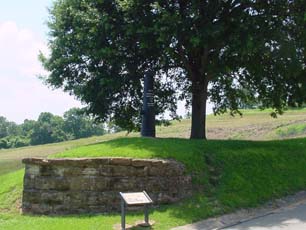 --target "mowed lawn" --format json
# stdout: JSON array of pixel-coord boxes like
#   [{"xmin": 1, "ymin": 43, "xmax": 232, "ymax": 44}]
[
  {"xmin": 157, "ymin": 108, "xmax": 306, "ymax": 140},
  {"xmin": 1, "ymin": 109, "xmax": 306, "ymax": 229},
  {"xmin": 1, "ymin": 108, "xmax": 306, "ymax": 176},
  {"xmin": 0, "ymin": 132, "xmax": 126, "ymax": 175}
]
